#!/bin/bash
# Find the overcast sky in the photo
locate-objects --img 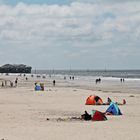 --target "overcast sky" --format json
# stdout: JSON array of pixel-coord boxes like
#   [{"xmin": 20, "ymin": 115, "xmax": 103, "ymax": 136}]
[{"xmin": 0, "ymin": 0, "xmax": 140, "ymax": 70}]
